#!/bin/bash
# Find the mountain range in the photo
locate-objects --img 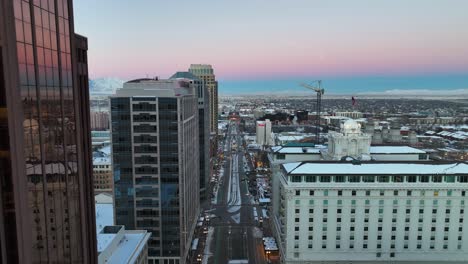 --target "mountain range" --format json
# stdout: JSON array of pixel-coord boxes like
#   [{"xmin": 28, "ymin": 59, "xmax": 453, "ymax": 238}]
[{"xmin": 89, "ymin": 78, "xmax": 126, "ymax": 95}]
